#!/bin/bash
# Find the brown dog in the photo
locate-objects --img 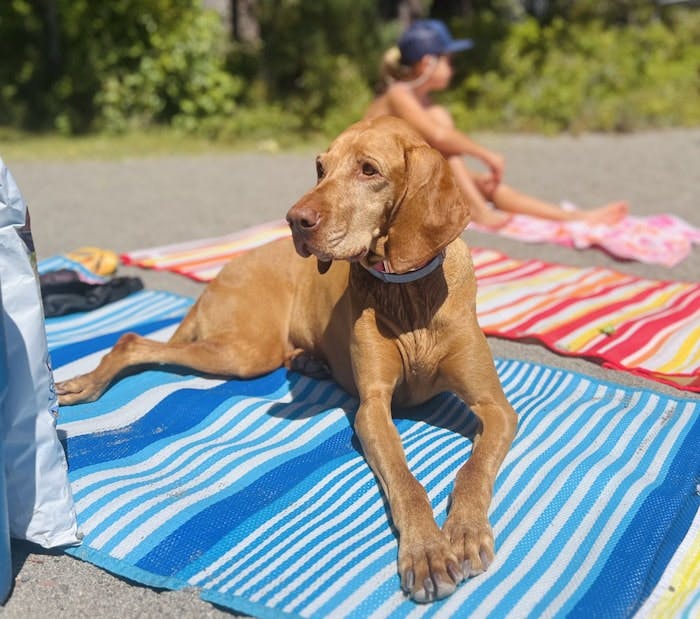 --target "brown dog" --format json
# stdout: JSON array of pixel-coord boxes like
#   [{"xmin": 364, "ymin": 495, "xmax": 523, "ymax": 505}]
[{"xmin": 56, "ymin": 116, "xmax": 517, "ymax": 603}]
